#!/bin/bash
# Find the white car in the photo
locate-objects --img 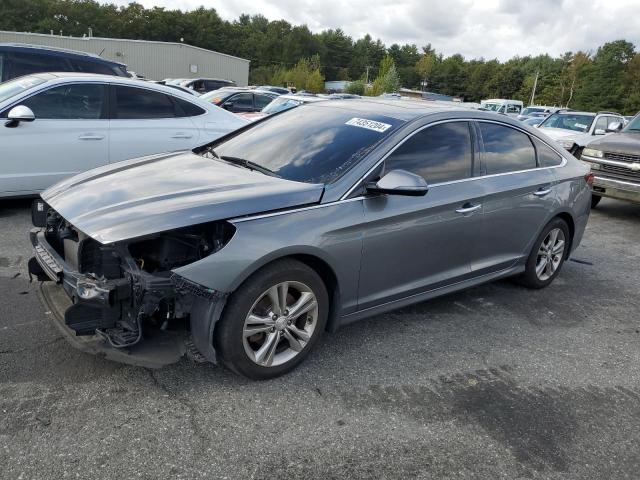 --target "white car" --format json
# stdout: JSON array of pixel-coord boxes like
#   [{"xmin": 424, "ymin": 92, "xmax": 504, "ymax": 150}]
[
  {"xmin": 0, "ymin": 73, "xmax": 247, "ymax": 197},
  {"xmin": 480, "ymin": 99, "xmax": 523, "ymax": 117},
  {"xmin": 538, "ymin": 110, "xmax": 625, "ymax": 157}
]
